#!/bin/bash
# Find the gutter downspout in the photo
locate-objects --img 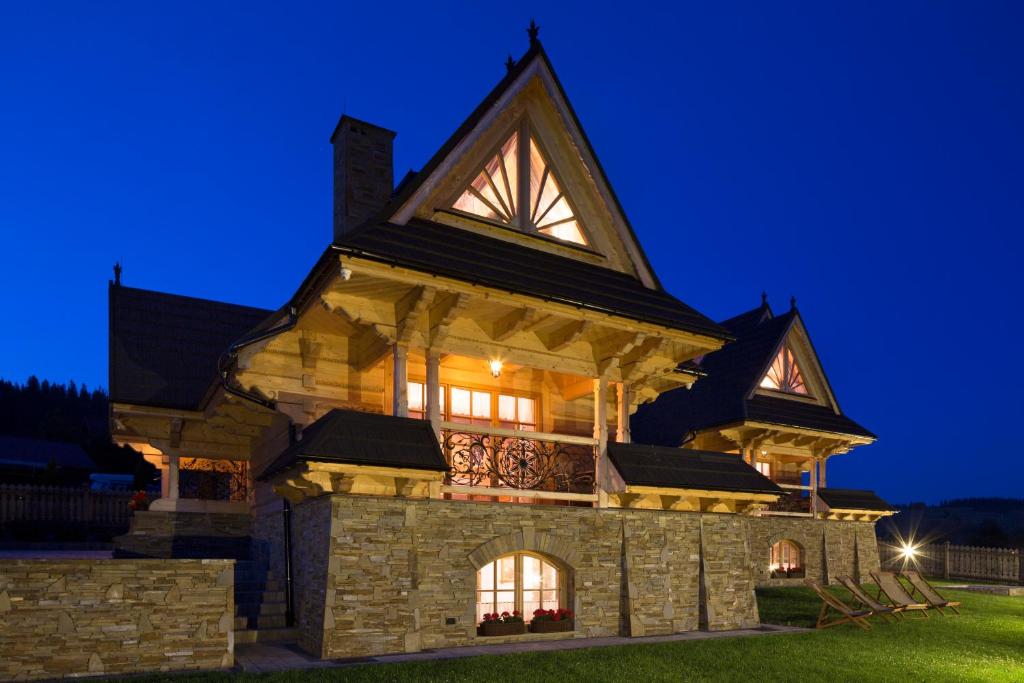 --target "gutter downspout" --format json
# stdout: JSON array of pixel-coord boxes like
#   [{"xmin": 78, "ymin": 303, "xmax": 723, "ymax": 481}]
[{"xmin": 218, "ymin": 306, "xmax": 299, "ymax": 627}]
